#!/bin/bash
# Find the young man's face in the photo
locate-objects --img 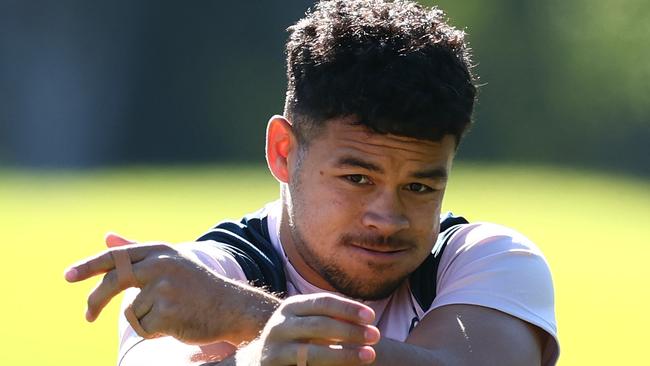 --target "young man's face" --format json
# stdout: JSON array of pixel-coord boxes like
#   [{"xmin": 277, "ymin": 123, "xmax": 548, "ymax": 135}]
[{"xmin": 281, "ymin": 117, "xmax": 456, "ymax": 300}]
